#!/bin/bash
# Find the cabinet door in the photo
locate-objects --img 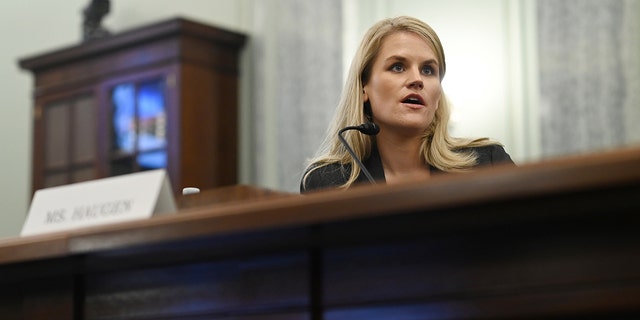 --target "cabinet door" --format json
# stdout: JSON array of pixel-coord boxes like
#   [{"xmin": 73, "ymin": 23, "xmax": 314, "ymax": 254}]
[{"xmin": 39, "ymin": 94, "xmax": 97, "ymax": 189}]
